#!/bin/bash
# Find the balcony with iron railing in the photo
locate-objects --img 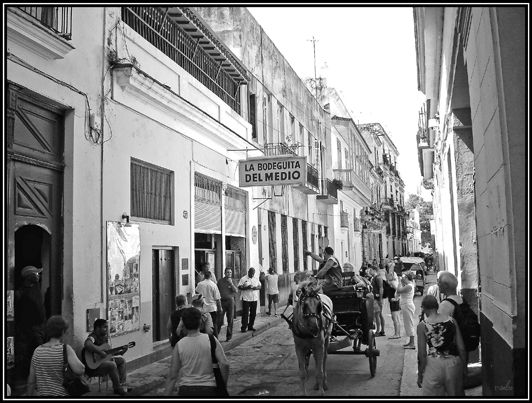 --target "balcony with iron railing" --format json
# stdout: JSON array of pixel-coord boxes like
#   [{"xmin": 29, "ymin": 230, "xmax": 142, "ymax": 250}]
[
  {"xmin": 122, "ymin": 7, "xmax": 244, "ymax": 114},
  {"xmin": 340, "ymin": 211, "xmax": 349, "ymax": 228},
  {"xmin": 333, "ymin": 168, "xmax": 355, "ymax": 188},
  {"xmin": 263, "ymin": 142, "xmax": 298, "ymax": 157},
  {"xmin": 294, "ymin": 163, "xmax": 319, "ymax": 194},
  {"xmin": 316, "ymin": 178, "xmax": 338, "ymax": 204},
  {"xmin": 17, "ymin": 6, "xmax": 72, "ymax": 39}
]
